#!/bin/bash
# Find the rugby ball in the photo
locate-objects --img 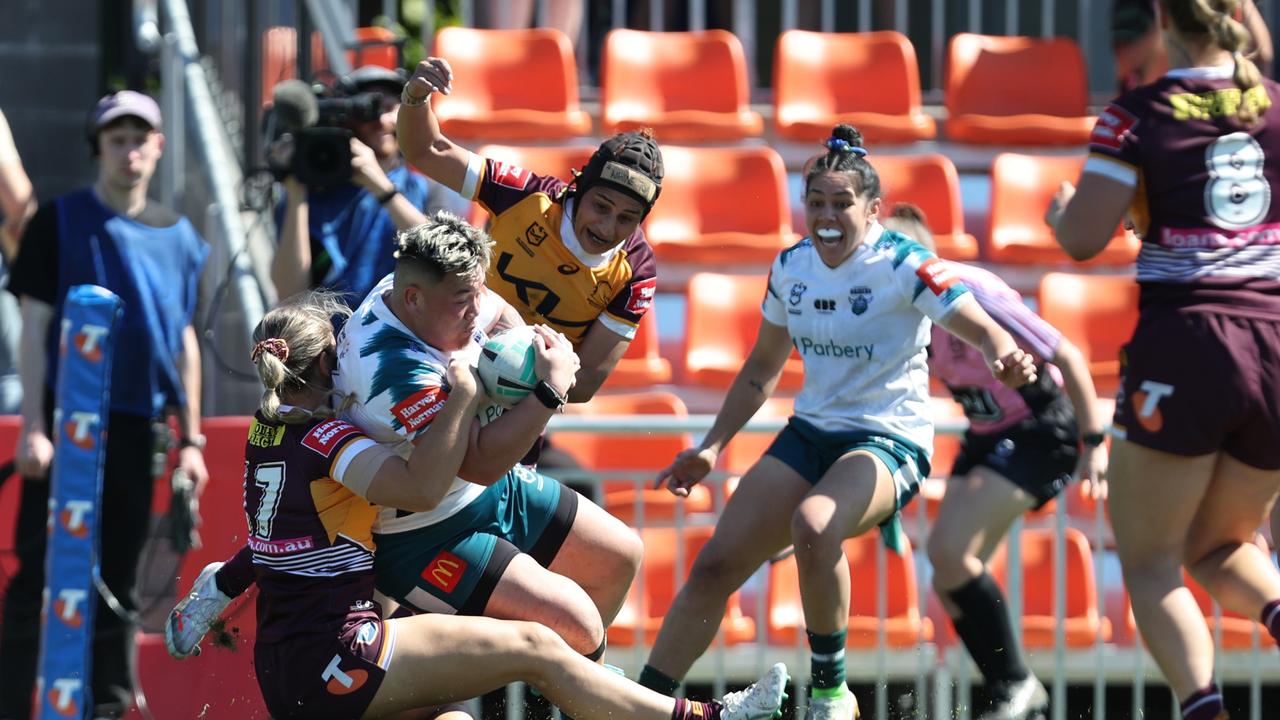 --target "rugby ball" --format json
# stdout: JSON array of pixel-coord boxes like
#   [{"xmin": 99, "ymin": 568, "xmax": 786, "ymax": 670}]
[{"xmin": 478, "ymin": 326, "xmax": 539, "ymax": 407}]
